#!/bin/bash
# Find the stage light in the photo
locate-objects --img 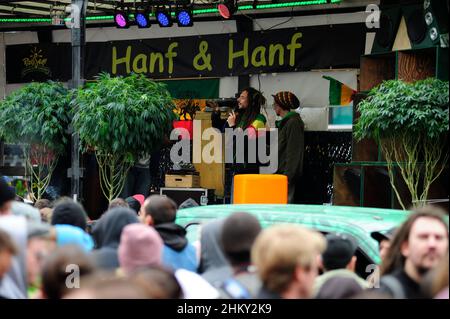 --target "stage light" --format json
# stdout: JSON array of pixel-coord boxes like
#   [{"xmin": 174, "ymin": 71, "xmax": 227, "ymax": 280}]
[
  {"xmin": 135, "ymin": 11, "xmax": 150, "ymax": 28},
  {"xmin": 176, "ymin": 8, "xmax": 193, "ymax": 27},
  {"xmin": 114, "ymin": 10, "xmax": 129, "ymax": 28},
  {"xmin": 156, "ymin": 9, "xmax": 172, "ymax": 27},
  {"xmin": 218, "ymin": 0, "xmax": 237, "ymax": 19}
]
